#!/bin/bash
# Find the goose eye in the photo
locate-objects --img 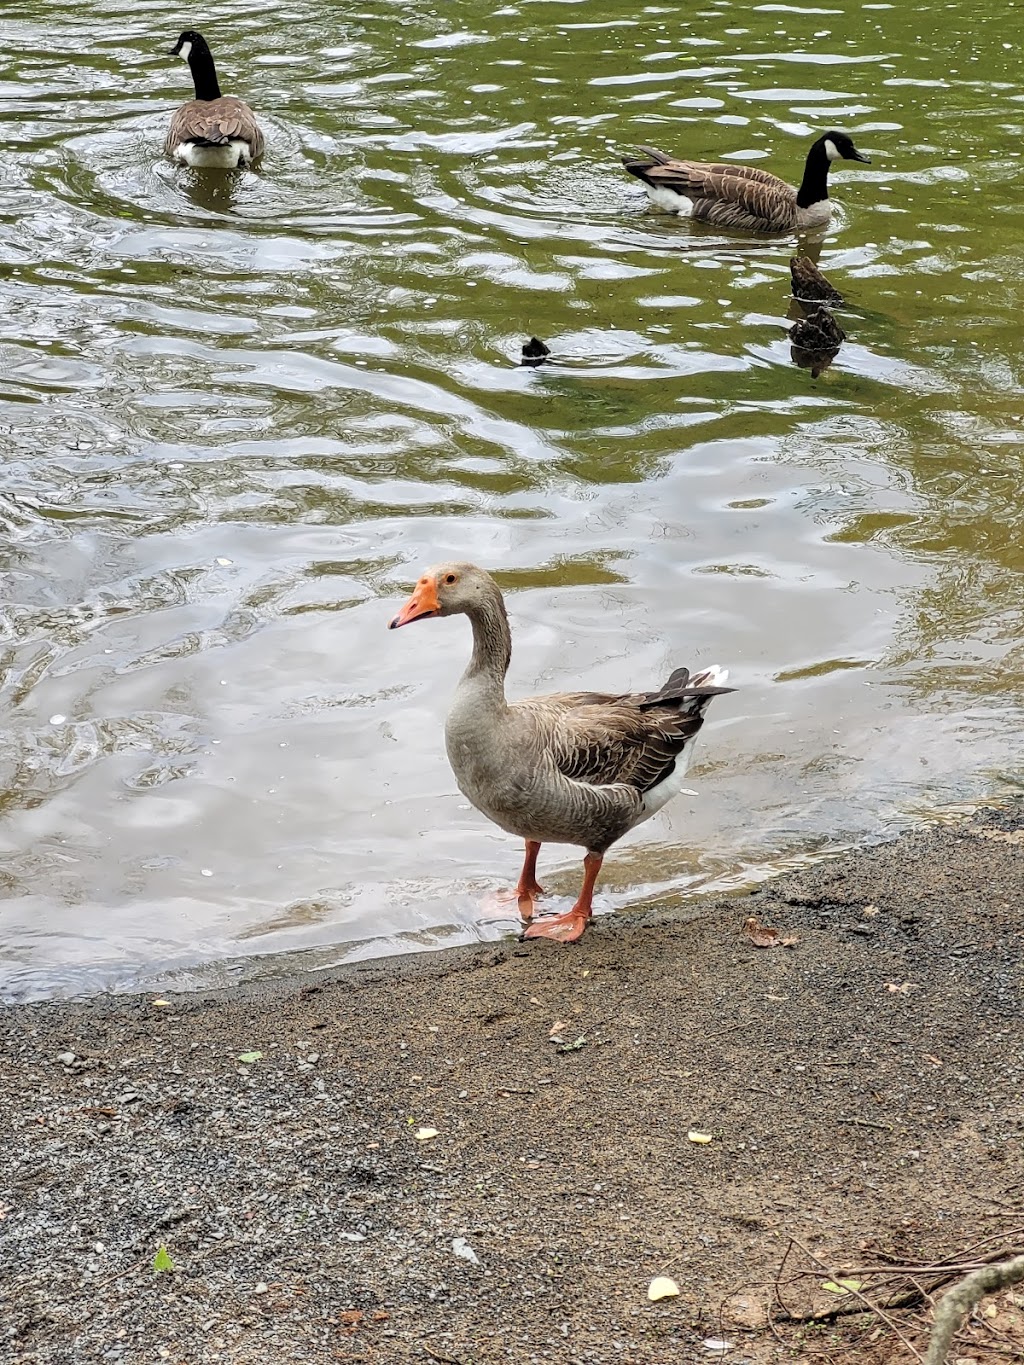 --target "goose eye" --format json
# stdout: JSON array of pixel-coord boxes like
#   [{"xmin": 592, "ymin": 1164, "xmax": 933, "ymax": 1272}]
[{"xmin": 444, "ymin": 573, "xmax": 457, "ymax": 585}]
